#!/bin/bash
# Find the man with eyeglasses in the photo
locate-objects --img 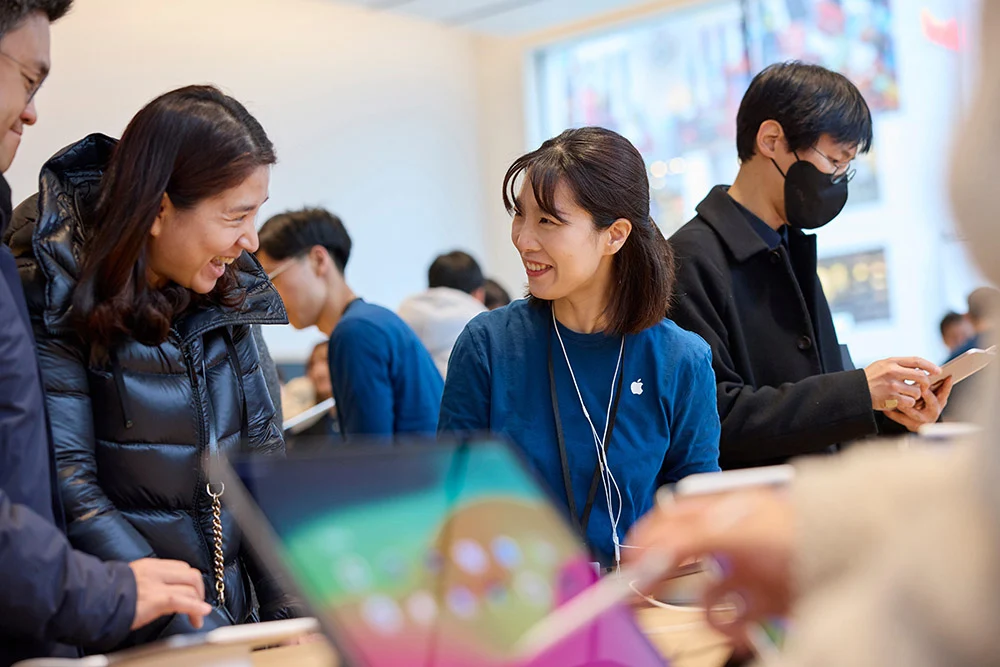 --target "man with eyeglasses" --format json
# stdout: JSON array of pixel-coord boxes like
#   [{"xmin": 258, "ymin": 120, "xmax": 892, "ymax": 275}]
[
  {"xmin": 670, "ymin": 62, "xmax": 951, "ymax": 470},
  {"xmin": 0, "ymin": 3, "xmax": 212, "ymax": 664}
]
